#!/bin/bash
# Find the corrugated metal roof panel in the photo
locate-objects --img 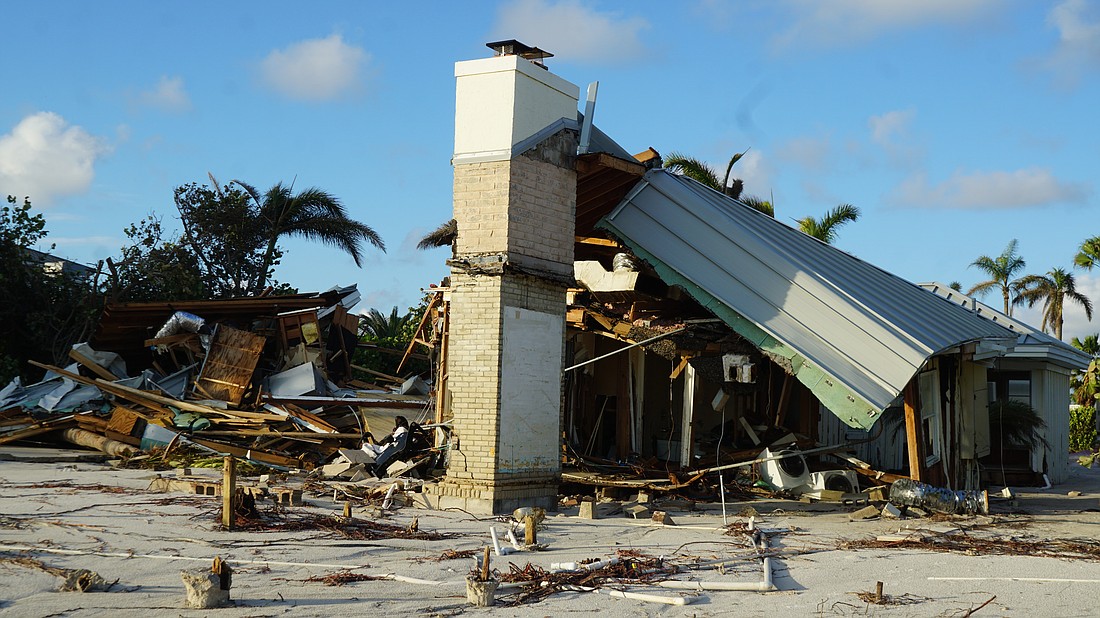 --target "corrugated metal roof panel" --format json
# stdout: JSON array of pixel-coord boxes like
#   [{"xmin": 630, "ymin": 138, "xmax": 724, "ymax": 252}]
[
  {"xmin": 920, "ymin": 282, "xmax": 1092, "ymax": 370},
  {"xmin": 598, "ymin": 171, "xmax": 1018, "ymax": 427}
]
